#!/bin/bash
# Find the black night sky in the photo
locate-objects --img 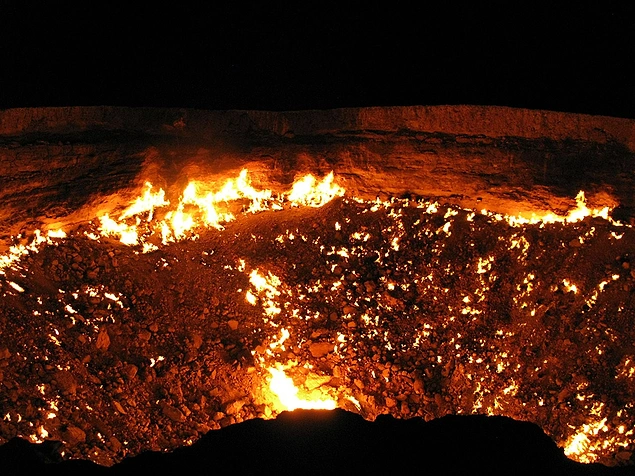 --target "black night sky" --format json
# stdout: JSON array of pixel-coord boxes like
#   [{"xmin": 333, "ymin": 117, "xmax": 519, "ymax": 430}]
[{"xmin": 1, "ymin": 3, "xmax": 633, "ymax": 118}]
